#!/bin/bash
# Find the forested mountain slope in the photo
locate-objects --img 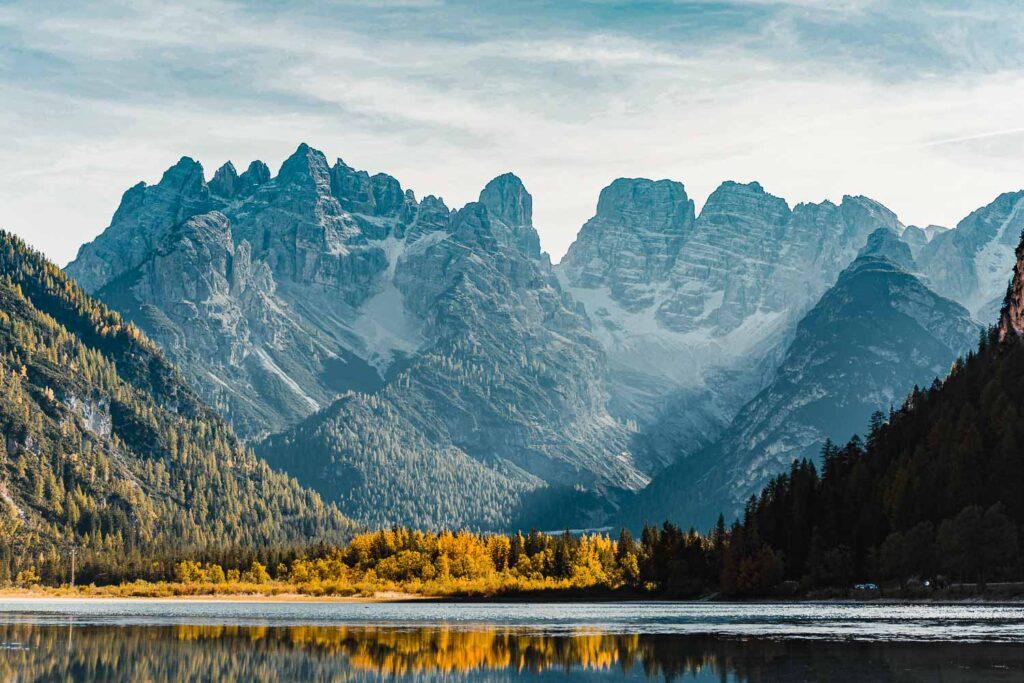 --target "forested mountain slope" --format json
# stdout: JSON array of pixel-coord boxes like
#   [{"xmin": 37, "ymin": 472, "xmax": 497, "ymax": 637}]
[
  {"xmin": 0, "ymin": 232, "xmax": 352, "ymax": 581},
  {"xmin": 718, "ymin": 230, "xmax": 1024, "ymax": 591},
  {"xmin": 628, "ymin": 228, "xmax": 980, "ymax": 530}
]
